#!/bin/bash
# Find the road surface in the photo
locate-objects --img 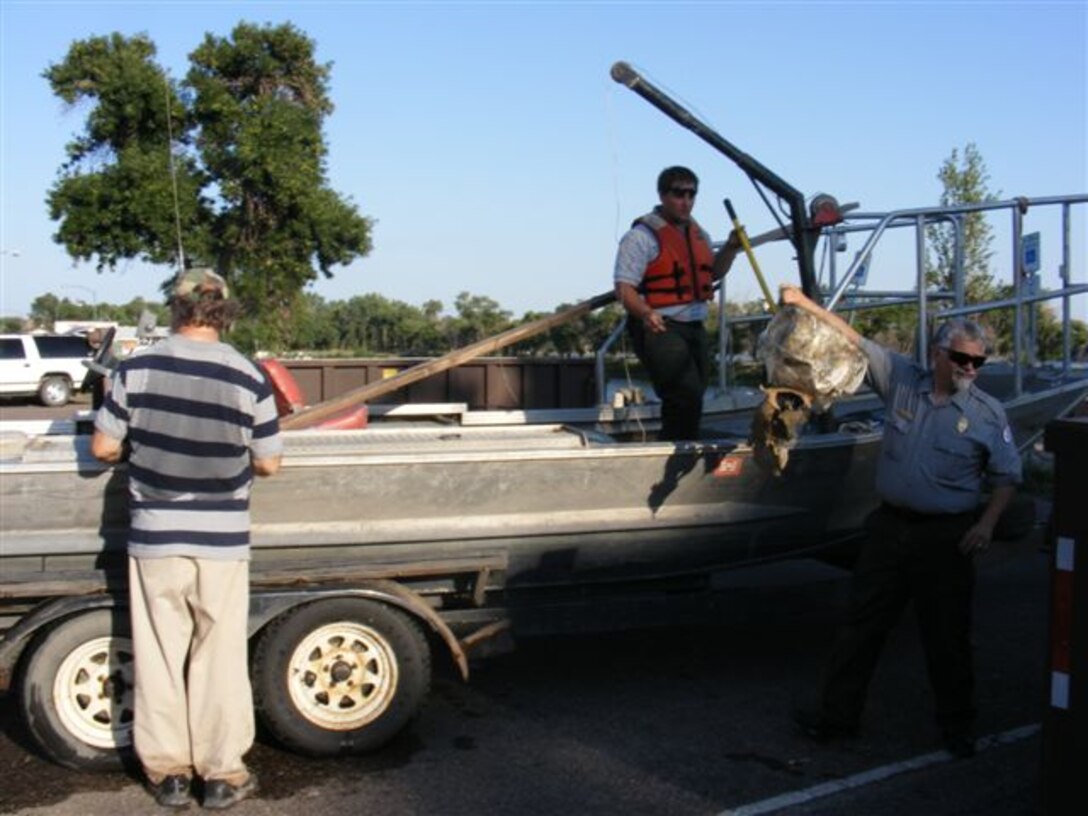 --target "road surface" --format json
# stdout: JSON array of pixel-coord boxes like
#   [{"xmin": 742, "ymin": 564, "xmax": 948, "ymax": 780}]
[{"xmin": 0, "ymin": 529, "xmax": 1054, "ymax": 815}]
